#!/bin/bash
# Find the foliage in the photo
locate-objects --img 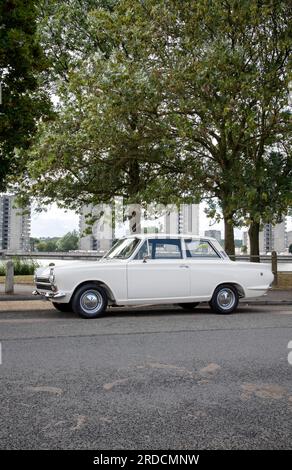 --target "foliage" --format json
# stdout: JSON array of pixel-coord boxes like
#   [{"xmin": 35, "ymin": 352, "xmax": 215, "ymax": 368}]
[
  {"xmin": 0, "ymin": 257, "xmax": 39, "ymax": 276},
  {"xmin": 12, "ymin": 0, "xmax": 292, "ymax": 257},
  {"xmin": 34, "ymin": 232, "xmax": 79, "ymax": 252},
  {"xmin": 35, "ymin": 238, "xmax": 59, "ymax": 252},
  {"xmin": 56, "ymin": 230, "xmax": 79, "ymax": 251},
  {"xmin": 0, "ymin": 0, "xmax": 52, "ymax": 191}
]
